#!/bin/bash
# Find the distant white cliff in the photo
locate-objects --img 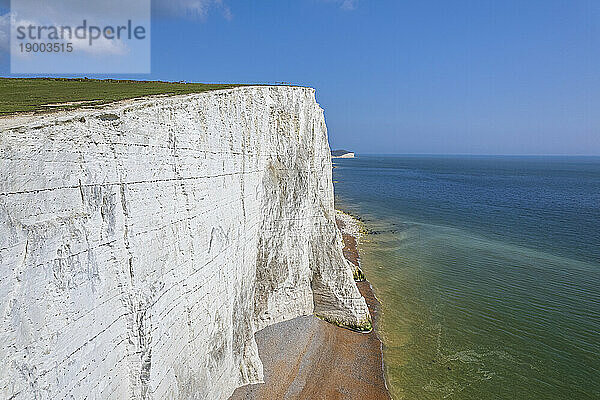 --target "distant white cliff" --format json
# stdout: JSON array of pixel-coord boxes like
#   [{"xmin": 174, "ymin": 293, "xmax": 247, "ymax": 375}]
[
  {"xmin": 331, "ymin": 149, "xmax": 355, "ymax": 158},
  {"xmin": 0, "ymin": 86, "xmax": 370, "ymax": 399}
]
